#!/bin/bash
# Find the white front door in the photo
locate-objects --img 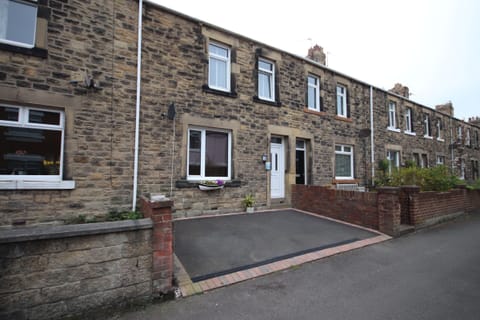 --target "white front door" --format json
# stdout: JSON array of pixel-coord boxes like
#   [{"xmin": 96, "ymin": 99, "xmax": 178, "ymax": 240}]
[{"xmin": 270, "ymin": 137, "xmax": 285, "ymax": 199}]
